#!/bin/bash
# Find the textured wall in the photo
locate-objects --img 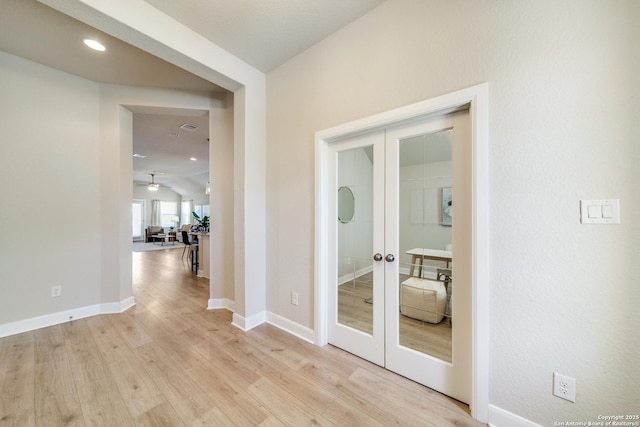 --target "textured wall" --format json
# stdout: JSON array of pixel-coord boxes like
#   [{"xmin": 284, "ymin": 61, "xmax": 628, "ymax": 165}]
[
  {"xmin": 0, "ymin": 52, "xmax": 102, "ymax": 323},
  {"xmin": 266, "ymin": 0, "xmax": 639, "ymax": 423}
]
